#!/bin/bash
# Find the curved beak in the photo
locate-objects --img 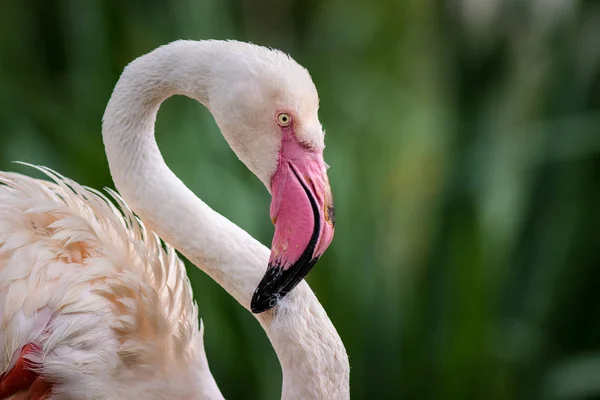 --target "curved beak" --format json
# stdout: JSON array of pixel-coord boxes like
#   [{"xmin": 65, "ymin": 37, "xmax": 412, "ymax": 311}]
[{"xmin": 250, "ymin": 136, "xmax": 335, "ymax": 313}]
